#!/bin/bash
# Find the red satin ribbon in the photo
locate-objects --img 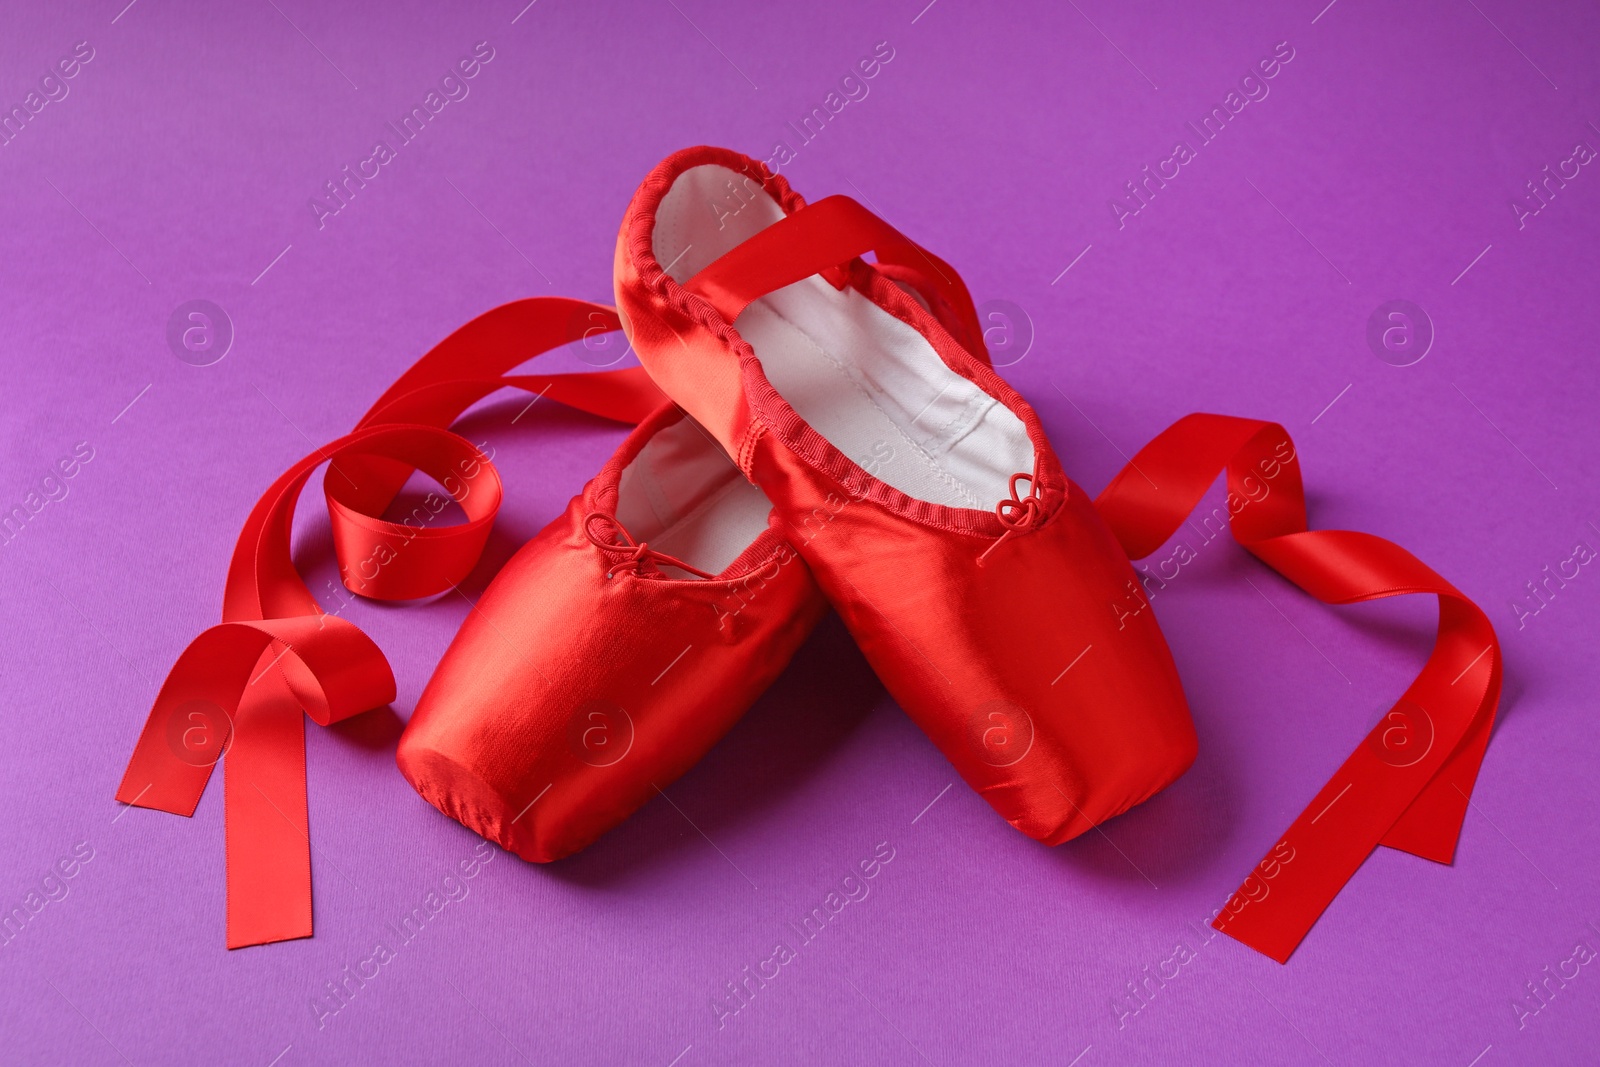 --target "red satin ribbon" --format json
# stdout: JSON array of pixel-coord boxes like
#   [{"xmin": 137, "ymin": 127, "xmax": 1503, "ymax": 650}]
[
  {"xmin": 1093, "ymin": 413, "xmax": 1501, "ymax": 962},
  {"xmin": 683, "ymin": 192, "xmax": 1500, "ymax": 959},
  {"xmin": 687, "ymin": 194, "xmax": 985, "ymax": 357},
  {"xmin": 116, "ymin": 298, "xmax": 664, "ymax": 948}
]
